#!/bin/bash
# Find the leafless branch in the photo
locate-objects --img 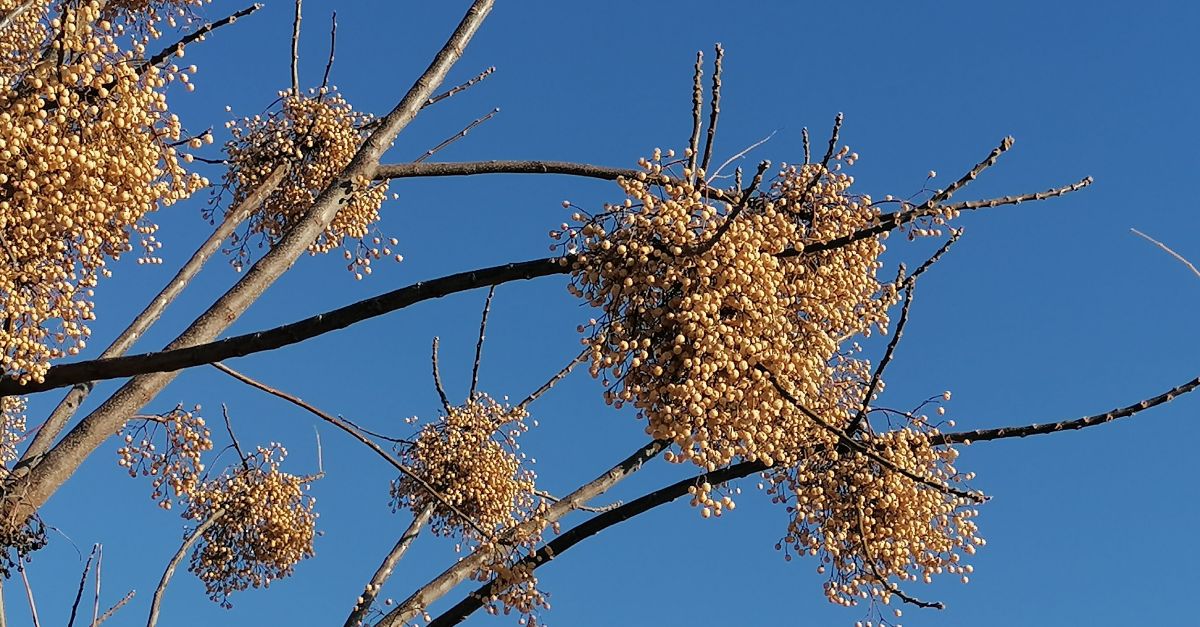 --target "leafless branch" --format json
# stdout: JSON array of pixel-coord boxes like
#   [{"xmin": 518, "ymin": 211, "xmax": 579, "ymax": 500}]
[
  {"xmin": 469, "ymin": 286, "xmax": 495, "ymax": 400},
  {"xmin": 290, "ymin": 0, "xmax": 303, "ymax": 95},
  {"xmin": 414, "ymin": 108, "xmax": 499, "ymax": 163},
  {"xmin": 147, "ymin": 510, "xmax": 225, "ymax": 627},
  {"xmin": 66, "ymin": 544, "xmax": 98, "ymax": 627},
  {"xmin": 210, "ymin": 362, "xmax": 490, "ymax": 539},
  {"xmin": 423, "ymin": 66, "xmax": 495, "ymax": 109},
  {"xmin": 91, "ymin": 543, "xmax": 101, "ymax": 626},
  {"xmin": 143, "ymin": 4, "xmax": 264, "ymax": 72},
  {"xmin": 320, "ymin": 11, "xmax": 337, "ymax": 92},
  {"xmin": 95, "ymin": 589, "xmax": 134, "ymax": 626},
  {"xmin": 802, "ymin": 127, "xmax": 811, "ymax": 164},
  {"xmin": 699, "ymin": 43, "xmax": 723, "ymax": 176},
  {"xmin": 18, "ymin": 165, "xmax": 288, "ymax": 465},
  {"xmin": 517, "ymin": 349, "xmax": 586, "ymax": 411},
  {"xmin": 687, "ymin": 51, "xmax": 704, "ymax": 179},
  {"xmin": 221, "ymin": 404, "xmax": 249, "ymax": 469},
  {"xmin": 344, "ymin": 505, "xmax": 432, "ymax": 627},
  {"xmin": 16, "ymin": 564, "xmax": 37, "ymax": 627},
  {"xmin": 707, "ymin": 132, "xmax": 776, "ymax": 183},
  {"xmin": 1131, "ymin": 228, "xmax": 1200, "ymax": 280},
  {"xmin": 531, "ymin": 489, "xmax": 620, "ymax": 513},
  {"xmin": 431, "ymin": 337, "xmax": 452, "ymax": 413},
  {"xmin": 936, "ymin": 374, "xmax": 1200, "ymax": 445}
]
